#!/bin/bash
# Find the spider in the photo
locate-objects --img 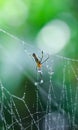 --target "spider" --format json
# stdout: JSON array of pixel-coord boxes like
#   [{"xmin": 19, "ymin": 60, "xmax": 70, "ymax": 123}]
[{"xmin": 32, "ymin": 51, "xmax": 49, "ymax": 69}]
